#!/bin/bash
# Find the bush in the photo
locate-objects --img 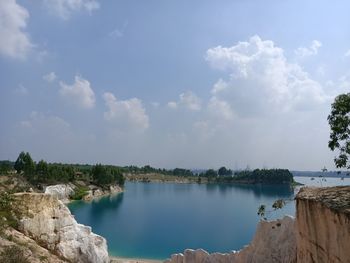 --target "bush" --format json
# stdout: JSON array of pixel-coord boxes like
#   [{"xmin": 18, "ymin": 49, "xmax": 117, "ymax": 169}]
[
  {"xmin": 0, "ymin": 192, "xmax": 18, "ymax": 231},
  {"xmin": 71, "ymin": 186, "xmax": 89, "ymax": 200},
  {"xmin": 0, "ymin": 246, "xmax": 30, "ymax": 263}
]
